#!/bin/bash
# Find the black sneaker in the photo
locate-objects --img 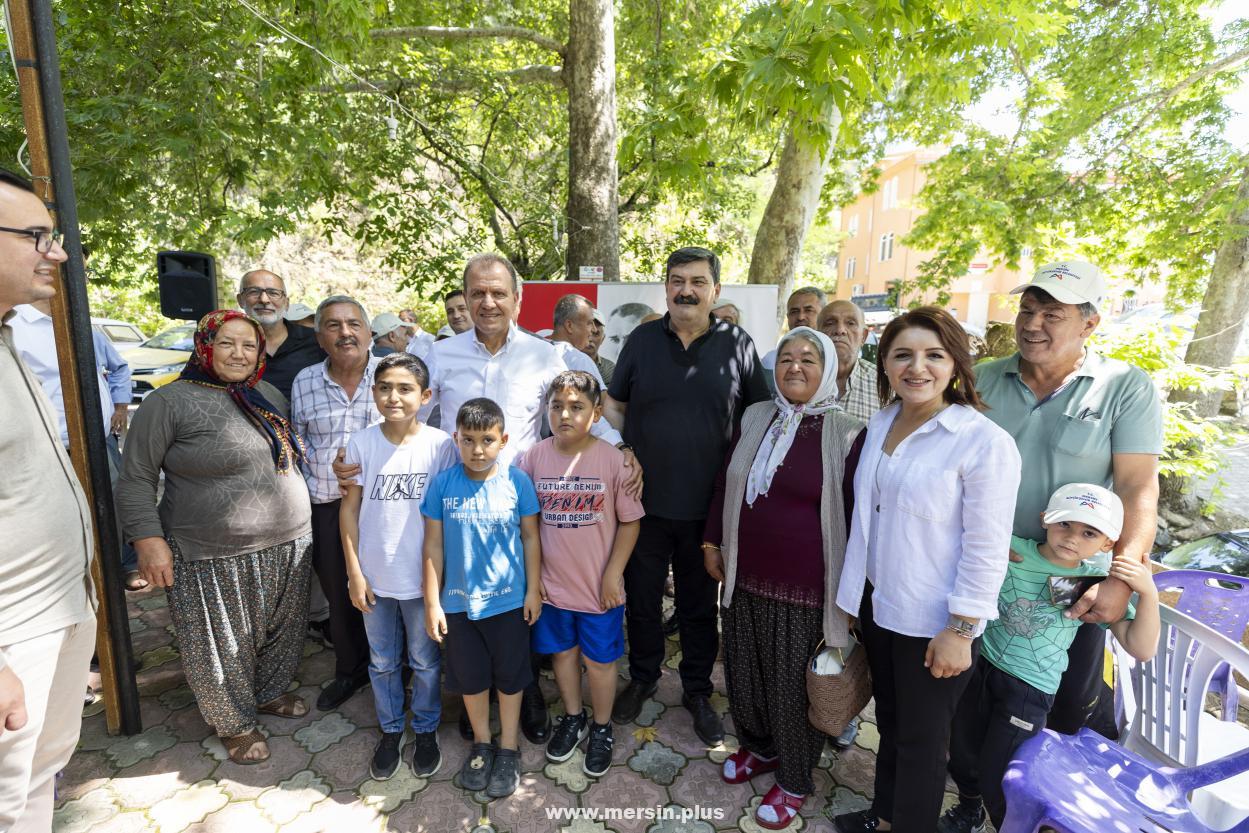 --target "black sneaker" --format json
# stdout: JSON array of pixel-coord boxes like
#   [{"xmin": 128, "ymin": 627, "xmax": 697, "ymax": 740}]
[
  {"xmin": 486, "ymin": 747, "xmax": 521, "ymax": 798},
  {"xmin": 410, "ymin": 730, "xmax": 442, "ymax": 777},
  {"xmin": 936, "ymin": 800, "xmax": 987, "ymax": 833},
  {"xmin": 582, "ymin": 721, "xmax": 614, "ymax": 776},
  {"xmin": 370, "ymin": 731, "xmax": 404, "ymax": 780},
  {"xmin": 459, "ymin": 742, "xmax": 495, "ymax": 792},
  {"xmin": 316, "ymin": 674, "xmax": 368, "ymax": 711},
  {"xmin": 611, "ymin": 679, "xmax": 657, "ymax": 725},
  {"xmin": 546, "ymin": 711, "xmax": 589, "ymax": 762},
  {"xmin": 832, "ymin": 810, "xmax": 880, "ymax": 832}
]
